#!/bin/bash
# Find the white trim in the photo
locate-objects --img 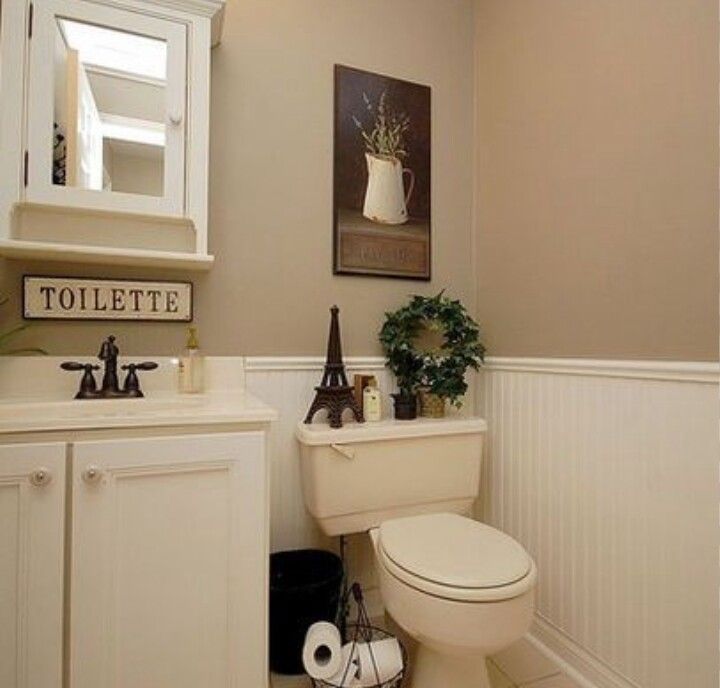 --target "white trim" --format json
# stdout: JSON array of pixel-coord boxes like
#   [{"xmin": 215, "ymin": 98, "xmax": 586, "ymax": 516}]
[
  {"xmin": 186, "ymin": 15, "xmax": 210, "ymax": 255},
  {"xmin": 87, "ymin": 0, "xmax": 226, "ymax": 45},
  {"xmin": 148, "ymin": 0, "xmax": 225, "ymax": 45},
  {"xmin": 244, "ymin": 356, "xmax": 719, "ymax": 384},
  {"xmin": 484, "ymin": 357, "xmax": 719, "ymax": 384},
  {"xmin": 245, "ymin": 356, "xmax": 386, "ymax": 372},
  {"xmin": 528, "ymin": 616, "xmax": 639, "ymax": 688},
  {"xmin": 0, "ymin": 0, "xmax": 29, "ymax": 242},
  {"xmin": 0, "ymin": 238, "xmax": 214, "ymax": 270}
]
